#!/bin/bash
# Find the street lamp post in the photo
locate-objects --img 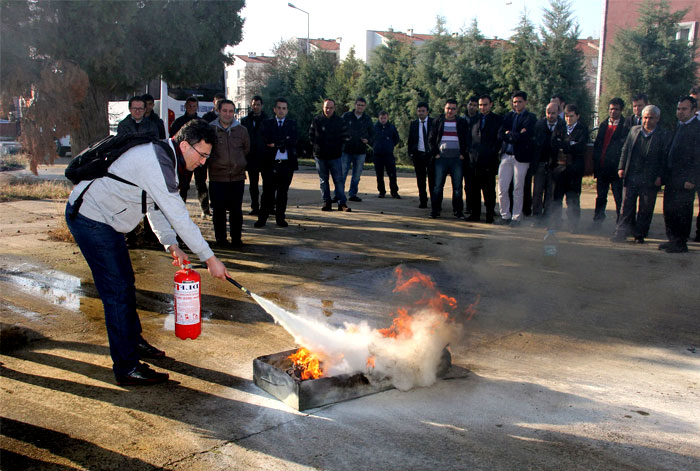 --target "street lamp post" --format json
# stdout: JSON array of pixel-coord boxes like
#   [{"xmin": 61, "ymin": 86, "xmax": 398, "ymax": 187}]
[{"xmin": 287, "ymin": 2, "xmax": 309, "ymax": 55}]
